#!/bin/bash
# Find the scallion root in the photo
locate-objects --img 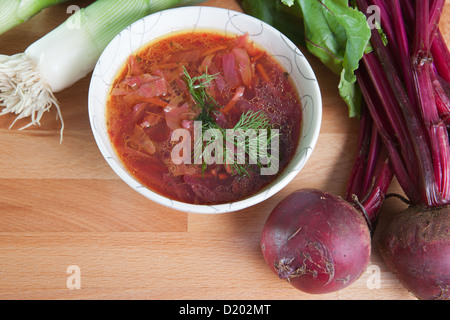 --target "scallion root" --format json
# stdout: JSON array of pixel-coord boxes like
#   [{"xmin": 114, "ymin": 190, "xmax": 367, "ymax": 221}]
[{"xmin": 0, "ymin": 53, "xmax": 64, "ymax": 141}]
